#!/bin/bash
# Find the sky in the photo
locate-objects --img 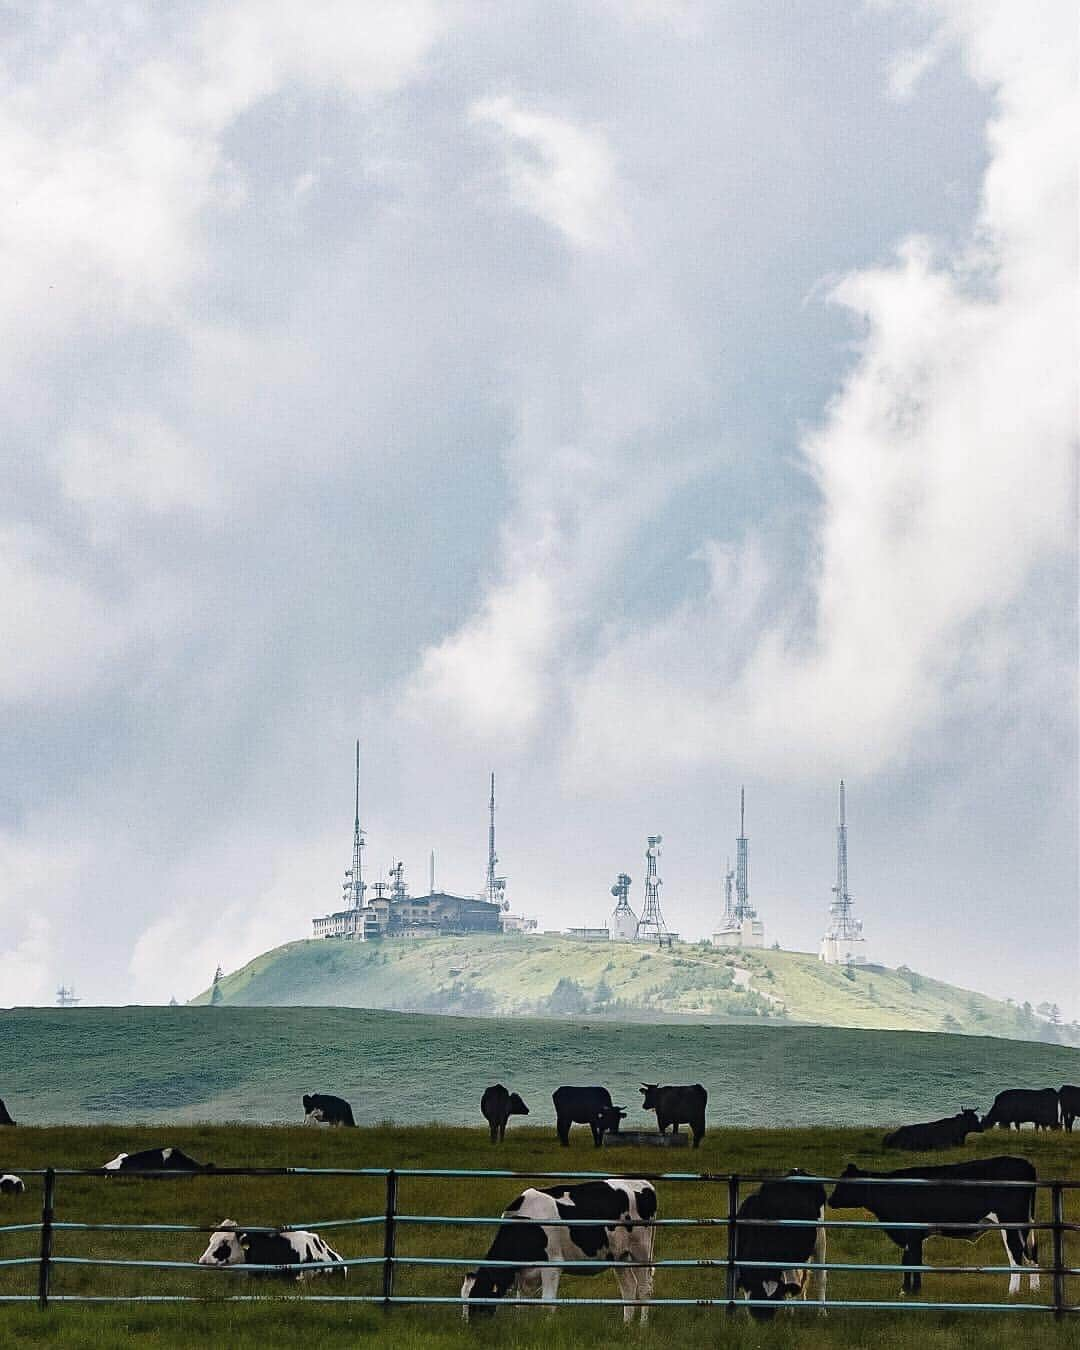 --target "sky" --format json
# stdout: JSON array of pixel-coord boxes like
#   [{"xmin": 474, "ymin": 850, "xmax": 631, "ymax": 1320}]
[{"xmin": 0, "ymin": 0, "xmax": 1076, "ymax": 1016}]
